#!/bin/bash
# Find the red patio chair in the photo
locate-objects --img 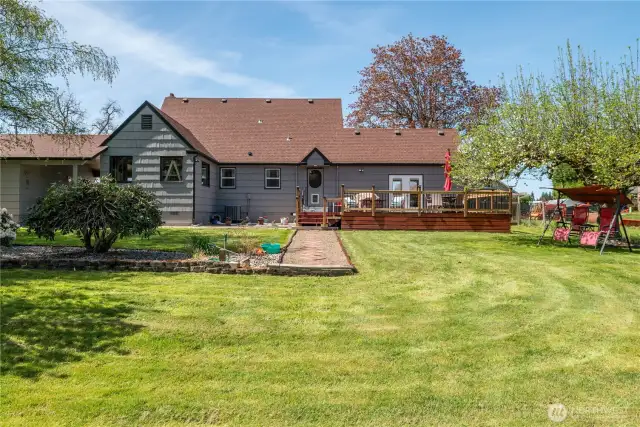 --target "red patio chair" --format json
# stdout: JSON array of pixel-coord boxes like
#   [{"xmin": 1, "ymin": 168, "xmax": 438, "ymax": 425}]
[
  {"xmin": 580, "ymin": 207, "xmax": 619, "ymax": 247},
  {"xmin": 598, "ymin": 207, "xmax": 618, "ymax": 234},
  {"xmin": 569, "ymin": 205, "xmax": 593, "ymax": 235}
]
